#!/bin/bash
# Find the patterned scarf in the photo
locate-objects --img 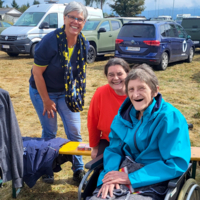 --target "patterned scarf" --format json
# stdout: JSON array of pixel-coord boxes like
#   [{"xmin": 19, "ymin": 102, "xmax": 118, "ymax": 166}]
[{"xmin": 56, "ymin": 25, "xmax": 87, "ymax": 112}]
